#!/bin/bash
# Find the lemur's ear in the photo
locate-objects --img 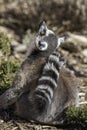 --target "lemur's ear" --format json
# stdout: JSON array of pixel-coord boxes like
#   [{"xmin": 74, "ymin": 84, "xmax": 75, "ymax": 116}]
[
  {"xmin": 39, "ymin": 21, "xmax": 47, "ymax": 28},
  {"xmin": 38, "ymin": 21, "xmax": 47, "ymax": 36},
  {"xmin": 57, "ymin": 34, "xmax": 69, "ymax": 48},
  {"xmin": 57, "ymin": 34, "xmax": 68, "ymax": 48},
  {"xmin": 57, "ymin": 36, "xmax": 65, "ymax": 48}
]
